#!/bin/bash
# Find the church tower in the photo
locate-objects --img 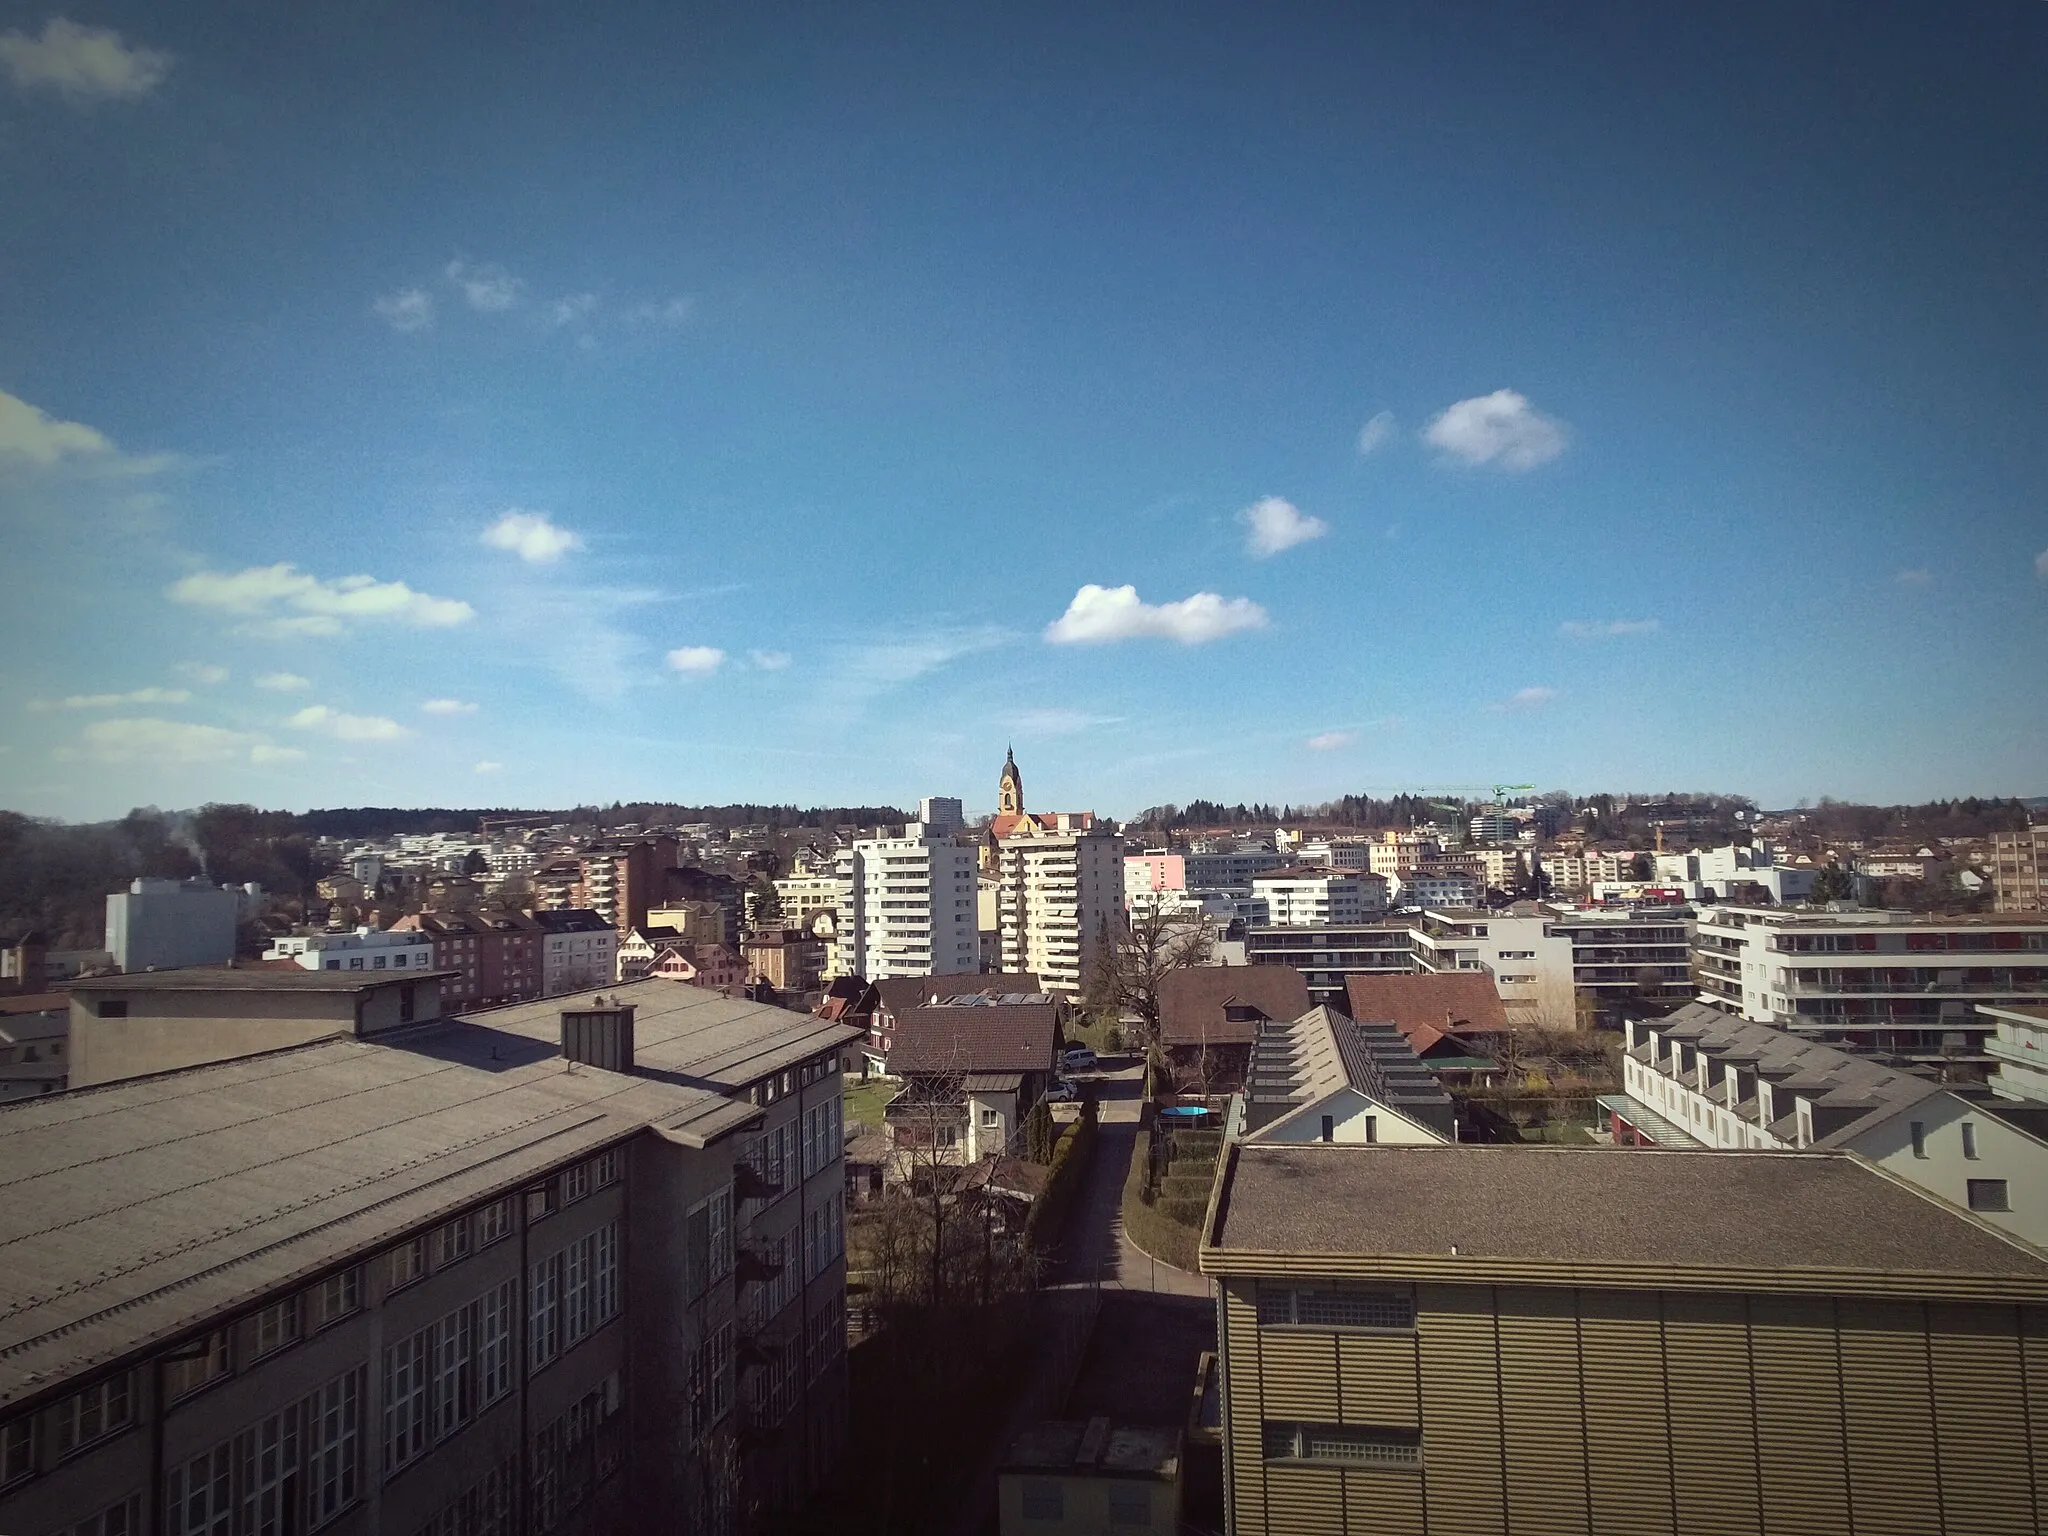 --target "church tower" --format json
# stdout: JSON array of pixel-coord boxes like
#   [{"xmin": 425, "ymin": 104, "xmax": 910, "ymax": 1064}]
[{"xmin": 998, "ymin": 746, "xmax": 1024, "ymax": 818}]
